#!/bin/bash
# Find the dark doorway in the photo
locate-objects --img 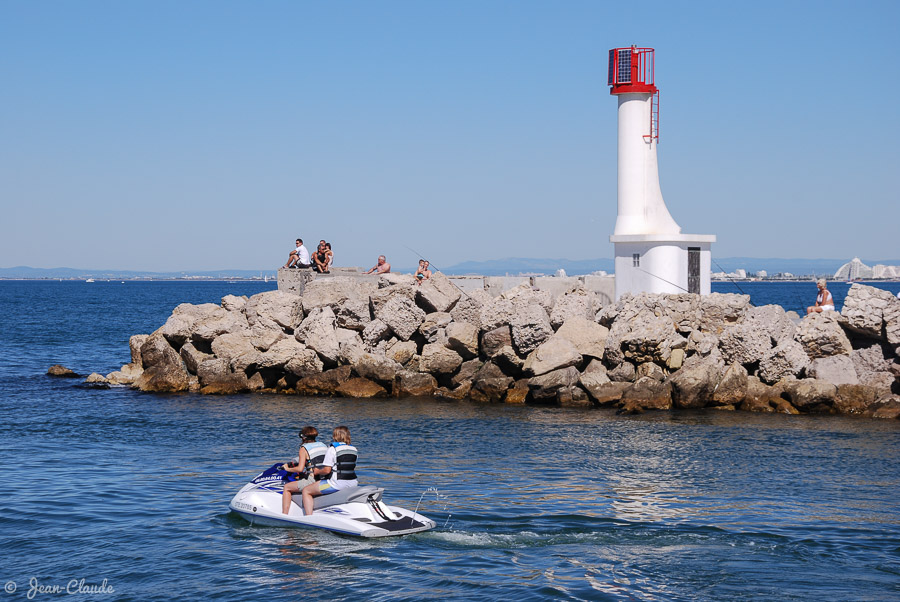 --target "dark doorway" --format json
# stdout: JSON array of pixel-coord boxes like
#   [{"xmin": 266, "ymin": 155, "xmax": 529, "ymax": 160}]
[{"xmin": 688, "ymin": 247, "xmax": 700, "ymax": 294}]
